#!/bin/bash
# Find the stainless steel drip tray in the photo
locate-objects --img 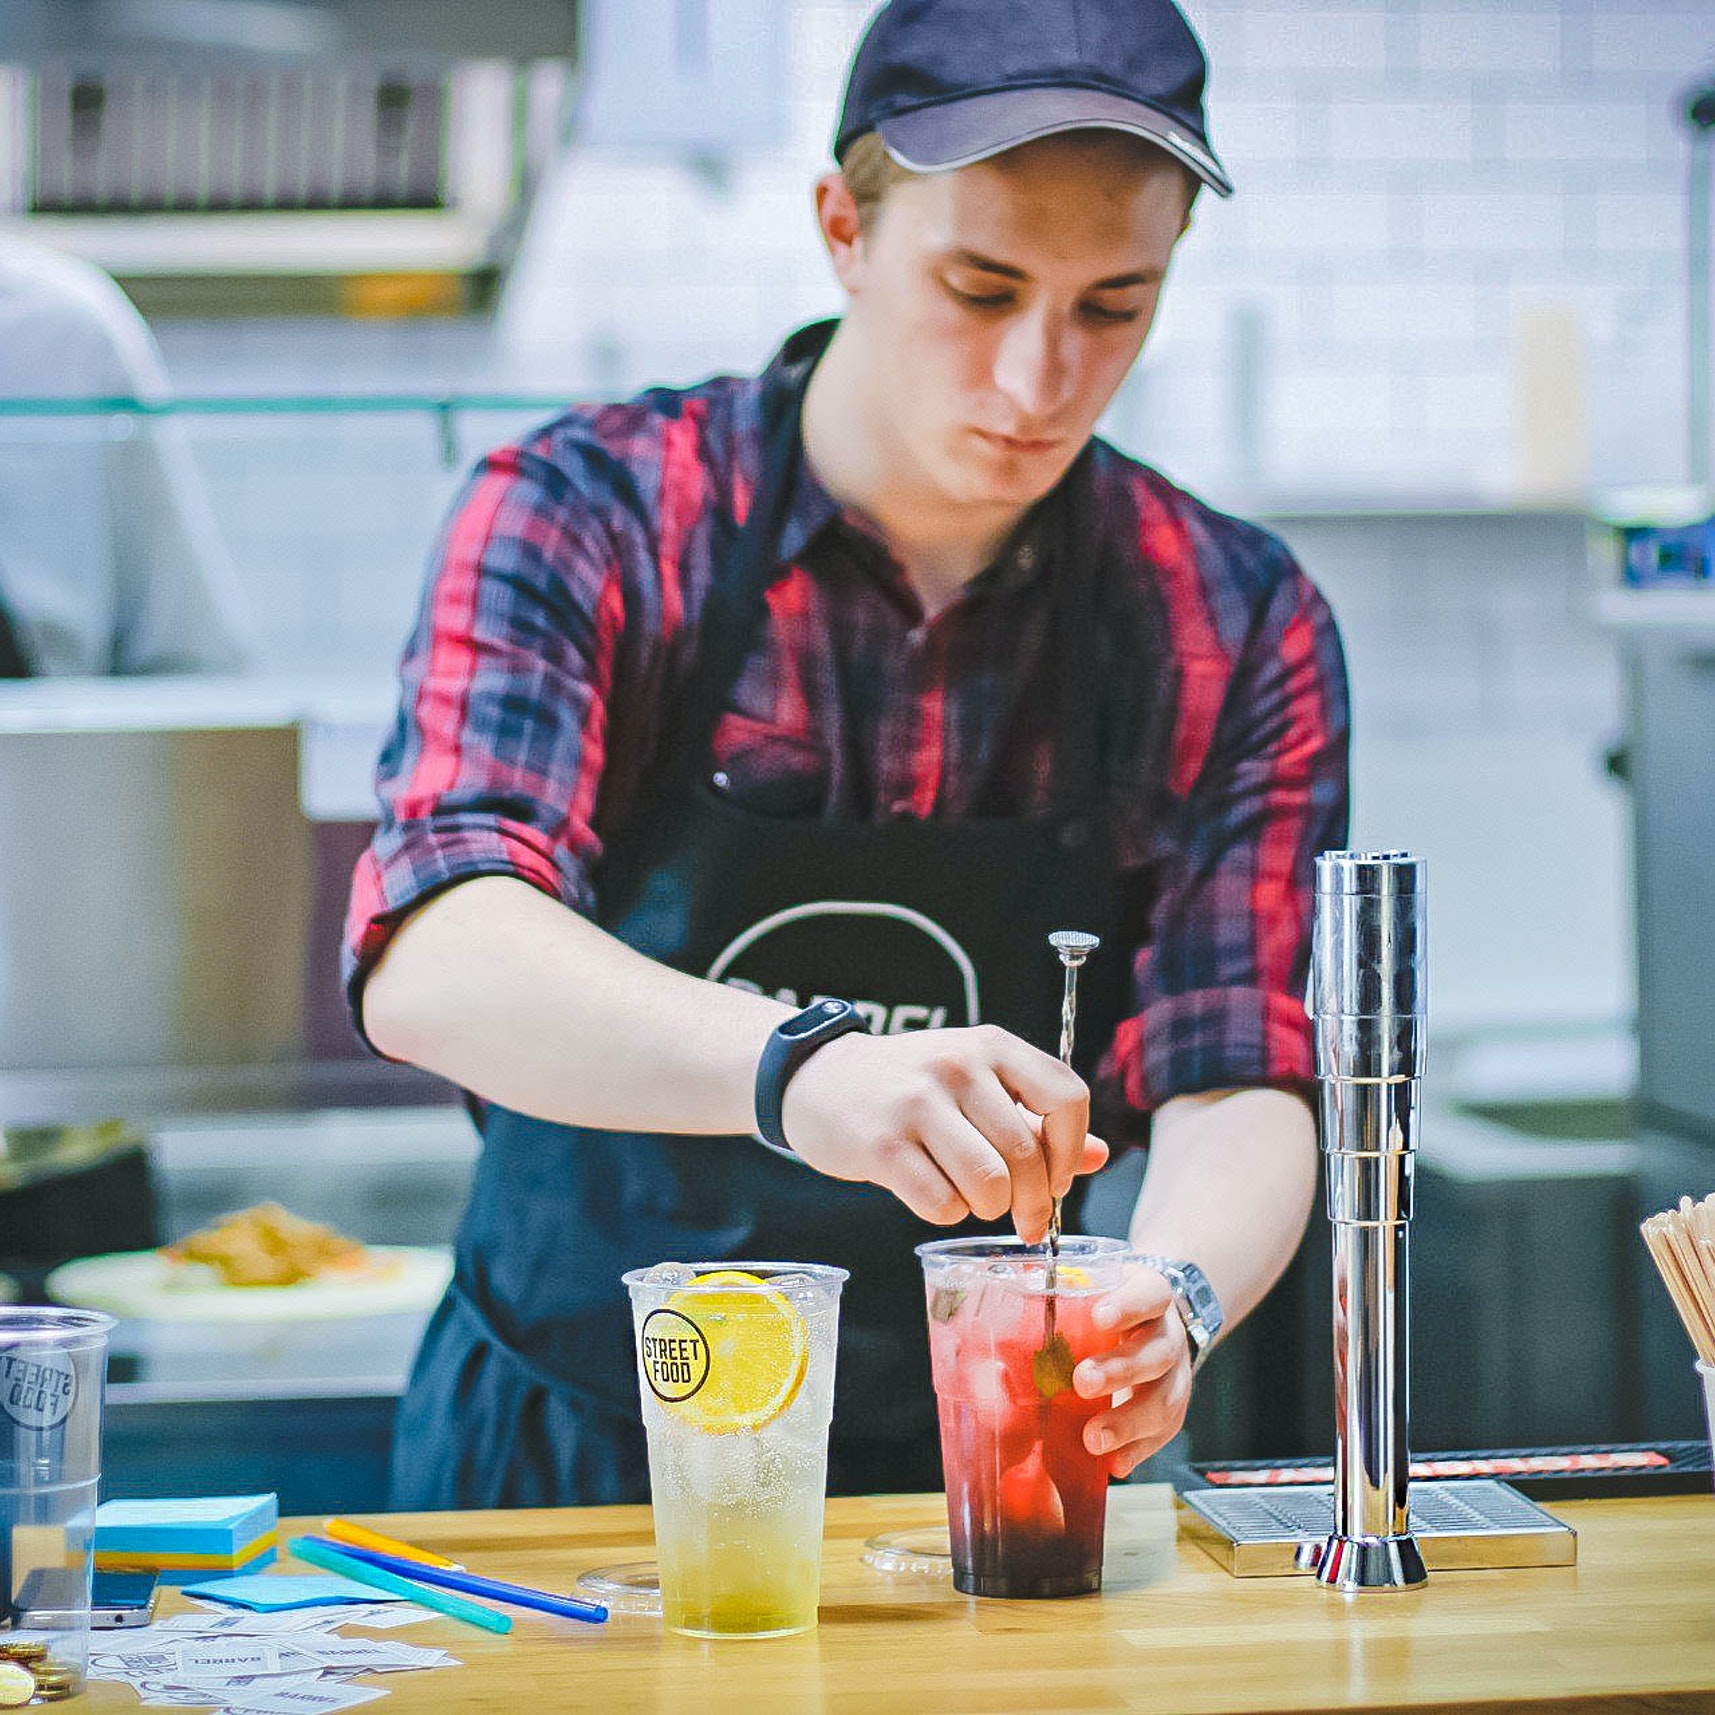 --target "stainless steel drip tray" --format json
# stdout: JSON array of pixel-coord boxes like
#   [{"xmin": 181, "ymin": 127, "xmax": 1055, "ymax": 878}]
[{"xmin": 1177, "ymin": 1479, "xmax": 1577, "ymax": 1577}]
